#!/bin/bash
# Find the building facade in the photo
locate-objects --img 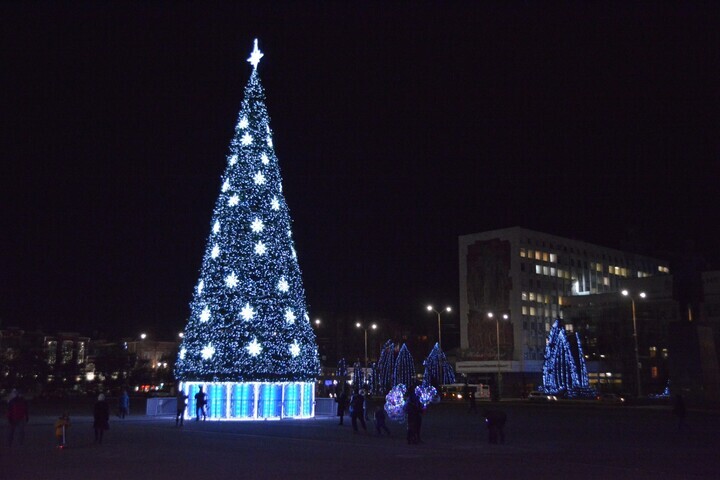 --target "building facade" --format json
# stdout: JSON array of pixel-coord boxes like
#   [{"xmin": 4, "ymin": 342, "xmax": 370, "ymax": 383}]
[{"xmin": 457, "ymin": 226, "xmax": 670, "ymax": 394}]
